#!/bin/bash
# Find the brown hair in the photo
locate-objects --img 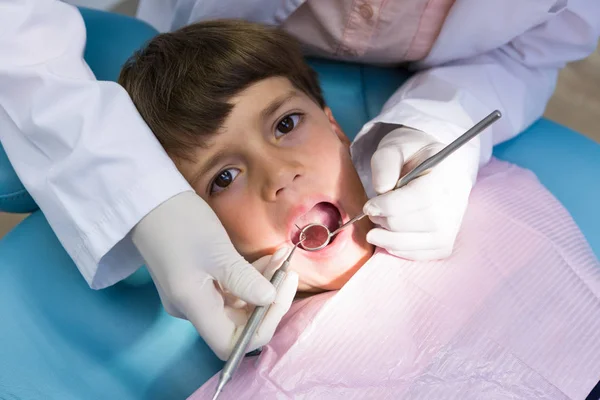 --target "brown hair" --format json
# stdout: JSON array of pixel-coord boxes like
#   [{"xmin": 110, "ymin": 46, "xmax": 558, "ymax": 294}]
[{"xmin": 118, "ymin": 19, "xmax": 326, "ymax": 160}]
